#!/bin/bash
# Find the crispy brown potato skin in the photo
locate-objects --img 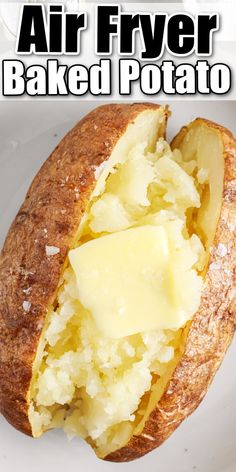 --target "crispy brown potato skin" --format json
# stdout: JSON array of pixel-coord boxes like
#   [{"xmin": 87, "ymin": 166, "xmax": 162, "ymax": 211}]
[
  {"xmin": 0, "ymin": 109, "xmax": 235, "ymax": 463},
  {"xmin": 106, "ymin": 119, "xmax": 236, "ymax": 462},
  {"xmin": 0, "ymin": 104, "xmax": 166, "ymax": 436}
]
